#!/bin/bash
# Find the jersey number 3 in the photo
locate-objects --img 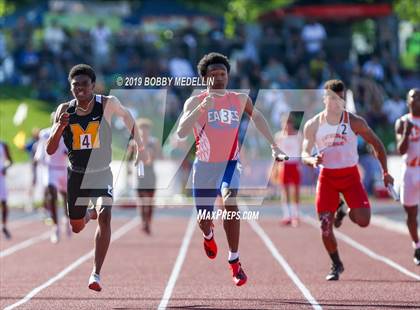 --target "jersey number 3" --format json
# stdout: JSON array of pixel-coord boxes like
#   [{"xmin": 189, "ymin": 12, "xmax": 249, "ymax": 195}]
[{"xmin": 70, "ymin": 121, "xmax": 100, "ymax": 150}]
